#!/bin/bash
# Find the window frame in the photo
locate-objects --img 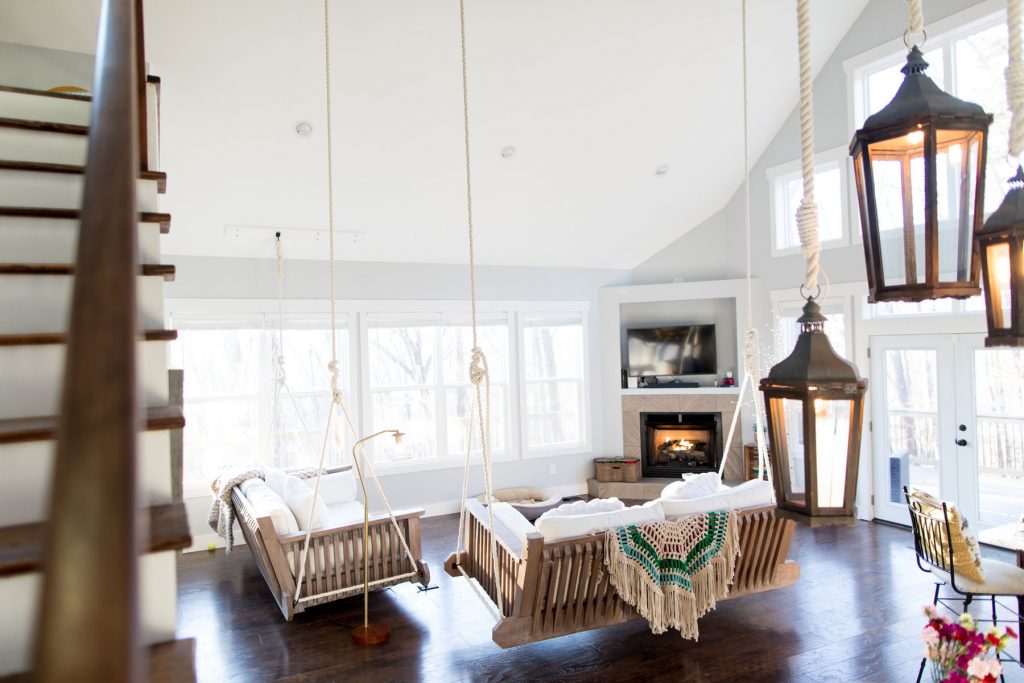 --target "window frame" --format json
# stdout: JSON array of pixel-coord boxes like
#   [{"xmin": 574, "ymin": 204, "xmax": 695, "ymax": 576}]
[{"xmin": 766, "ymin": 146, "xmax": 853, "ymax": 257}]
